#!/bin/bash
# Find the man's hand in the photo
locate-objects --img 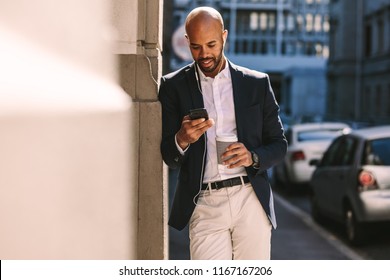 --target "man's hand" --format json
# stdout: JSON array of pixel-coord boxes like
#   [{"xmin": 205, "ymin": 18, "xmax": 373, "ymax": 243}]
[
  {"xmin": 221, "ymin": 142, "xmax": 253, "ymax": 168},
  {"xmin": 176, "ymin": 115, "xmax": 214, "ymax": 150}
]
